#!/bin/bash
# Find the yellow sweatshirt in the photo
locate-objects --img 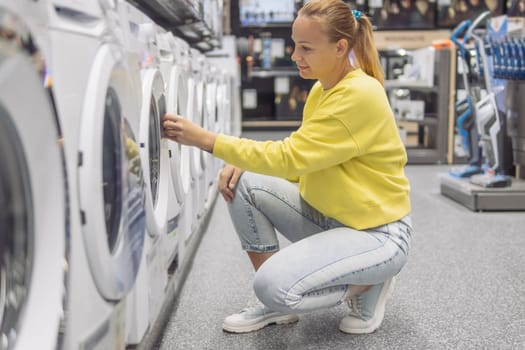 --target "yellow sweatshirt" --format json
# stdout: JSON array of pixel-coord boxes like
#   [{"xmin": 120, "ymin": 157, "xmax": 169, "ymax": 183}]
[{"xmin": 213, "ymin": 69, "xmax": 410, "ymax": 230}]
